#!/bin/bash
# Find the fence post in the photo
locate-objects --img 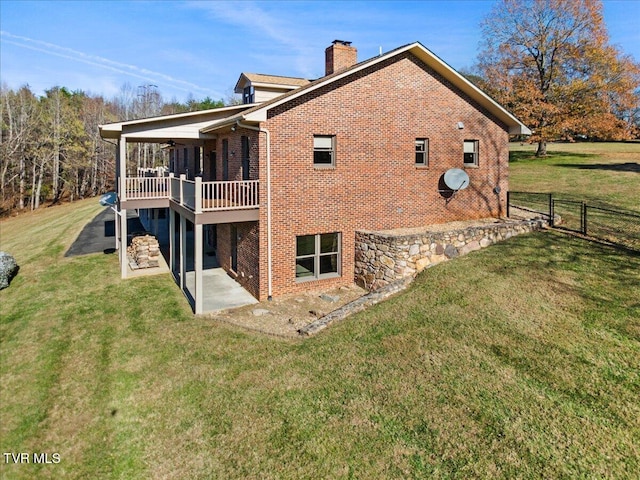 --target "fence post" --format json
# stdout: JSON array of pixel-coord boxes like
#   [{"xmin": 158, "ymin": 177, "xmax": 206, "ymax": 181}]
[
  {"xmin": 582, "ymin": 202, "xmax": 588, "ymax": 235},
  {"xmin": 506, "ymin": 191, "xmax": 510, "ymax": 218}
]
